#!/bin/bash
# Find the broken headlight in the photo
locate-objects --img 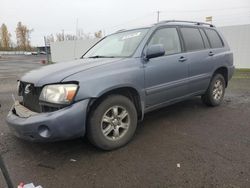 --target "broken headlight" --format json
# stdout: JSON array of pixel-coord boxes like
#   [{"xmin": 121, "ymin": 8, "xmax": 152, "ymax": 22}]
[{"xmin": 39, "ymin": 84, "xmax": 78, "ymax": 104}]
